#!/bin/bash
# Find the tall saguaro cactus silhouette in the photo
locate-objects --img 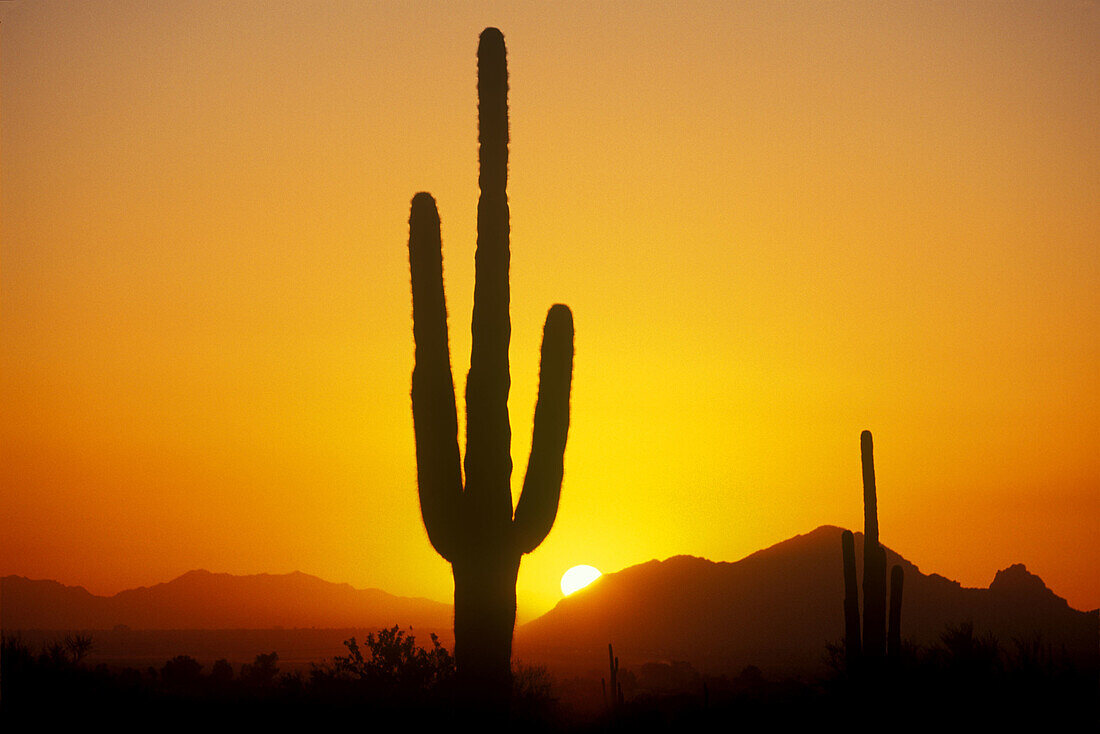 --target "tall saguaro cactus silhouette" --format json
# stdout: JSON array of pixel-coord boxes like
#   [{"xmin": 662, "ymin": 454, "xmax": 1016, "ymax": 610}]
[
  {"xmin": 841, "ymin": 431, "xmax": 904, "ymax": 669},
  {"xmin": 860, "ymin": 430, "xmax": 888, "ymax": 658},
  {"xmin": 406, "ymin": 28, "xmax": 575, "ymax": 706}
]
